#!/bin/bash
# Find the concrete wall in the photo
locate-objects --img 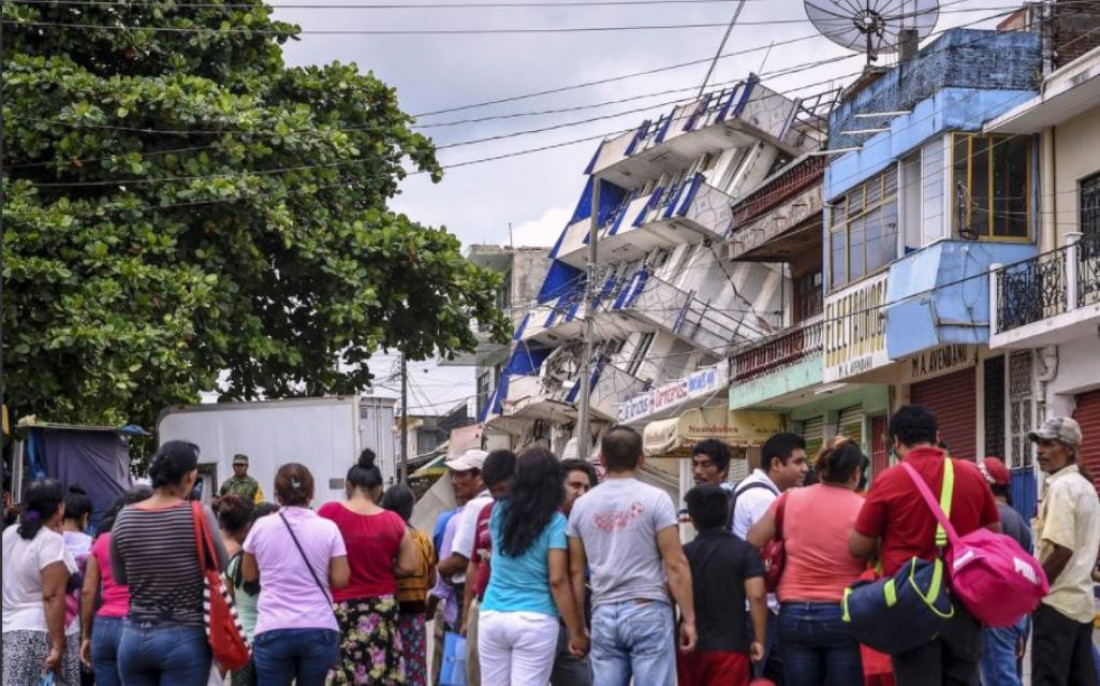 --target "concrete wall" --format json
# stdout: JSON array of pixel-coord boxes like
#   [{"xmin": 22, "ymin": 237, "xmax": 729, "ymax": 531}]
[
  {"xmin": 1046, "ymin": 337, "xmax": 1100, "ymax": 417},
  {"xmin": 829, "ymin": 29, "xmax": 1042, "ymax": 151},
  {"xmin": 511, "ymin": 248, "xmax": 552, "ymax": 311},
  {"xmin": 1052, "ymin": 107, "xmax": 1100, "ymax": 248}
]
